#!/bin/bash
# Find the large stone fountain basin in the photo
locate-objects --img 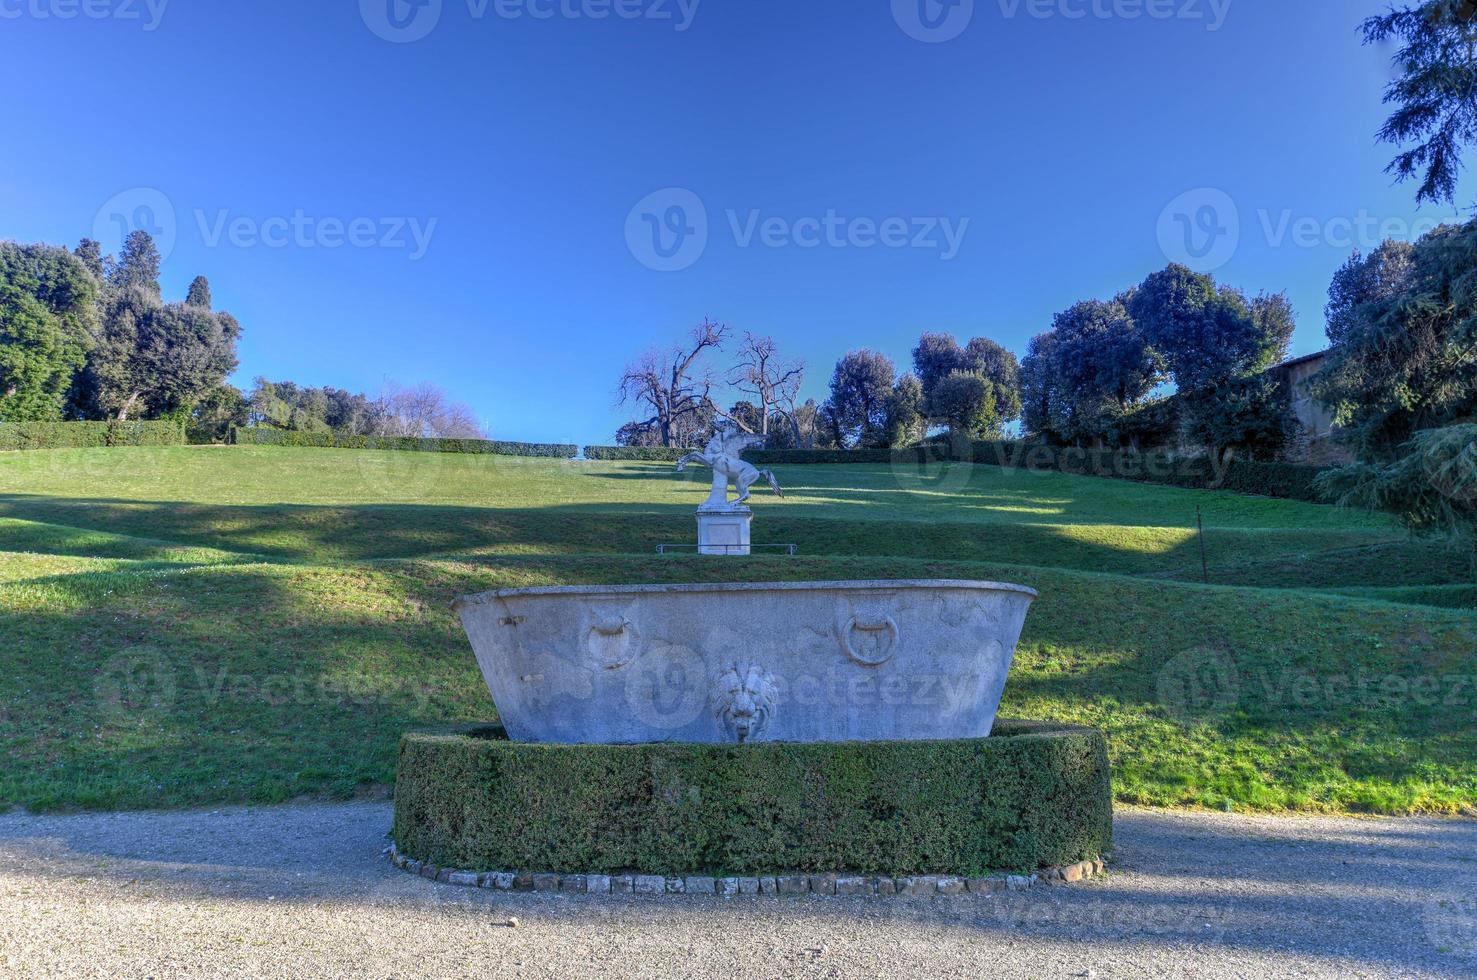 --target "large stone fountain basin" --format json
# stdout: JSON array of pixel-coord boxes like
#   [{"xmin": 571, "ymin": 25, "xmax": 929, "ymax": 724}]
[{"xmin": 453, "ymin": 579, "xmax": 1037, "ymax": 745}]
